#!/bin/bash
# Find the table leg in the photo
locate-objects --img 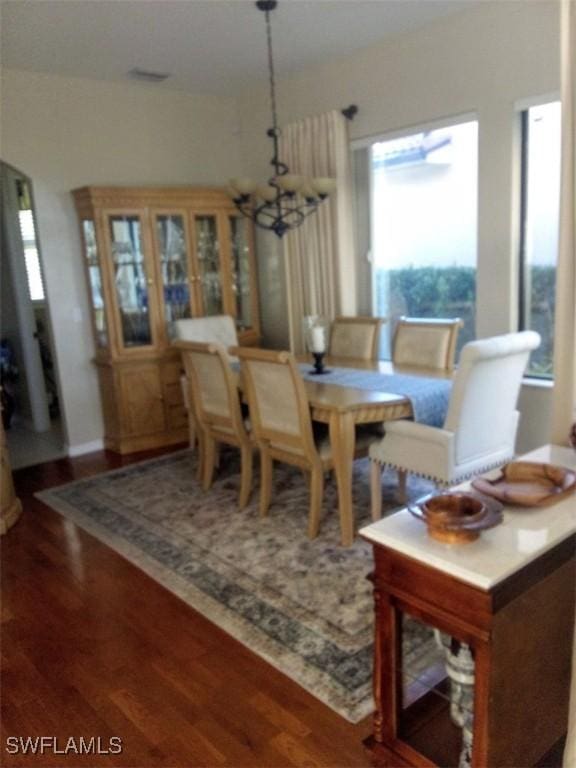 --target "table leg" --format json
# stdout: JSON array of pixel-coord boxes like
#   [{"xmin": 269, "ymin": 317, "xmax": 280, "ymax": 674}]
[{"xmin": 329, "ymin": 410, "xmax": 356, "ymax": 546}]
